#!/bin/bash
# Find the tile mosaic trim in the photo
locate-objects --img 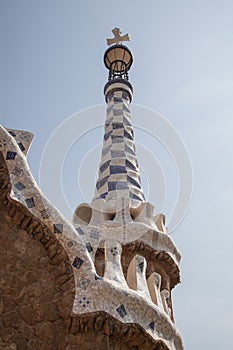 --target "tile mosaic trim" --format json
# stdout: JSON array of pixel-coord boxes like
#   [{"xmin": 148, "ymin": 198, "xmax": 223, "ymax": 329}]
[
  {"xmin": 6, "ymin": 128, "xmax": 34, "ymax": 156},
  {"xmin": 93, "ymin": 90, "xmax": 145, "ymax": 202}
]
